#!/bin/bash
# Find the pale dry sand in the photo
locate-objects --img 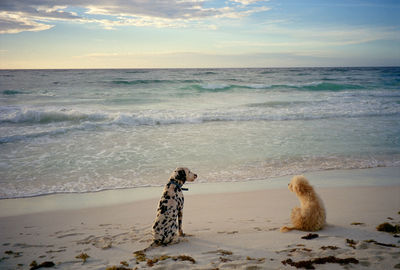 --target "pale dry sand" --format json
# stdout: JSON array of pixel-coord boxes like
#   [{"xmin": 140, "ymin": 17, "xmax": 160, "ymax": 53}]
[{"xmin": 0, "ymin": 169, "xmax": 399, "ymax": 269}]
